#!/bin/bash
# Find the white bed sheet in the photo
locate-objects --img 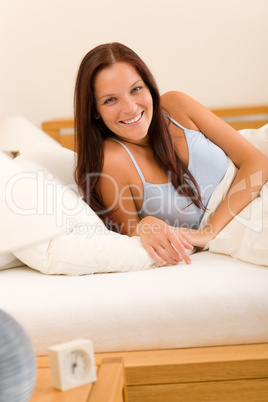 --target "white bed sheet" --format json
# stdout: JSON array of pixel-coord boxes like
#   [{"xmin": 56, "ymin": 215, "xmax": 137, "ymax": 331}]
[{"xmin": 1, "ymin": 251, "xmax": 268, "ymax": 356}]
